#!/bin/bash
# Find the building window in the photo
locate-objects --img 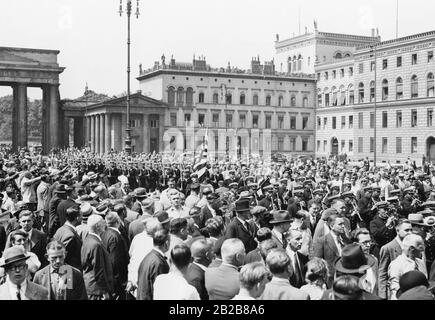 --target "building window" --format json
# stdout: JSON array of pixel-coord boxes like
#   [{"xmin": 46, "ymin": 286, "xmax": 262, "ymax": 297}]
[
  {"xmin": 429, "ymin": 51, "xmax": 434, "ymax": 63},
  {"xmin": 265, "ymin": 115, "xmax": 272, "ymax": 129},
  {"xmin": 239, "ymin": 114, "xmax": 246, "ymax": 128},
  {"xmin": 349, "ymin": 87, "xmax": 354, "ymax": 104},
  {"xmin": 340, "ymin": 69, "xmax": 345, "ymax": 78},
  {"xmin": 382, "ymin": 79, "xmax": 388, "ymax": 100},
  {"xmin": 290, "ymin": 116, "xmax": 296, "ymax": 130},
  {"xmin": 396, "ymin": 137, "xmax": 402, "ymax": 153},
  {"xmin": 428, "ymin": 109, "xmax": 433, "ymax": 127},
  {"xmin": 341, "ymin": 140, "xmax": 345, "ymax": 152},
  {"xmin": 358, "ymin": 137, "xmax": 363, "ymax": 153},
  {"xmin": 278, "ymin": 116, "xmax": 284, "ymax": 129},
  {"xmin": 349, "ymin": 115, "xmax": 353, "ymax": 129},
  {"xmin": 303, "ymin": 97, "xmax": 308, "ymax": 107},
  {"xmin": 212, "ymin": 113, "xmax": 219, "ymax": 127},
  {"xmin": 323, "ymin": 140, "xmax": 327, "ymax": 152},
  {"xmin": 291, "ymin": 137, "xmax": 297, "ymax": 151},
  {"xmin": 332, "ymin": 70, "xmax": 336, "ymax": 79},
  {"xmin": 382, "ymin": 138, "xmax": 388, "ymax": 153},
  {"xmin": 198, "ymin": 113, "xmax": 205, "ymax": 127},
  {"xmin": 349, "ymin": 140, "xmax": 353, "ymax": 152},
  {"xmin": 184, "ymin": 113, "xmax": 191, "ymax": 124},
  {"xmin": 318, "ymin": 94, "xmax": 322, "ymax": 107},
  {"xmin": 240, "ymin": 94, "xmax": 246, "ymax": 105},
  {"xmin": 412, "ymin": 53, "xmax": 418, "ymax": 65},
  {"xmin": 411, "ymin": 109, "xmax": 417, "ymax": 127},
  {"xmin": 358, "ymin": 83, "xmax": 365, "ymax": 103},
  {"xmin": 317, "ymin": 140, "xmax": 321, "ymax": 152},
  {"xmin": 370, "ymin": 137, "xmax": 374, "ymax": 153},
  {"xmin": 198, "ymin": 92, "xmax": 205, "ymax": 103},
  {"xmin": 382, "ymin": 59, "xmax": 388, "ymax": 70},
  {"xmin": 177, "ymin": 87, "xmax": 184, "ymax": 106},
  {"xmin": 358, "ymin": 112, "xmax": 363, "ymax": 129},
  {"xmin": 396, "ymin": 111, "xmax": 402, "ymax": 128},
  {"xmin": 396, "ymin": 77, "xmax": 403, "ymax": 100},
  {"xmin": 332, "ymin": 117, "xmax": 337, "ymax": 129},
  {"xmin": 332, "ymin": 91, "xmax": 338, "ymax": 106},
  {"xmin": 291, "ymin": 96, "xmax": 296, "ymax": 107},
  {"xmin": 302, "ymin": 117, "xmax": 308, "ymax": 129},
  {"xmin": 150, "ymin": 119, "xmax": 158, "ymax": 128},
  {"xmin": 129, "ymin": 119, "xmax": 140, "ymax": 128},
  {"xmin": 325, "ymin": 72, "xmax": 329, "ymax": 80},
  {"xmin": 359, "ymin": 63, "xmax": 364, "ymax": 74},
  {"xmin": 370, "ymin": 81, "xmax": 375, "ymax": 102},
  {"xmin": 278, "ymin": 96, "xmax": 283, "ymax": 107},
  {"xmin": 302, "ymin": 138, "xmax": 308, "ymax": 151},
  {"xmin": 323, "ymin": 117, "xmax": 327, "ymax": 130},
  {"xmin": 382, "ymin": 111, "xmax": 388, "ymax": 128},
  {"xmin": 253, "ymin": 94, "xmax": 259, "ymax": 105},
  {"xmin": 370, "ymin": 112, "xmax": 375, "ymax": 129},
  {"xmin": 397, "ymin": 56, "xmax": 402, "ymax": 67},
  {"xmin": 317, "ymin": 117, "xmax": 321, "ymax": 129},
  {"xmin": 265, "ymin": 95, "xmax": 271, "ymax": 106},
  {"xmin": 427, "ymin": 73, "xmax": 434, "ymax": 97},
  {"xmin": 213, "ymin": 93, "xmax": 219, "ymax": 104},
  {"xmin": 252, "ymin": 114, "xmax": 259, "ymax": 128},
  {"xmin": 349, "ymin": 67, "xmax": 354, "ymax": 76},
  {"xmin": 168, "ymin": 86, "xmax": 175, "ymax": 106},
  {"xmin": 324, "ymin": 94, "xmax": 330, "ymax": 107},
  {"xmin": 278, "ymin": 138, "xmax": 284, "ymax": 151},
  {"xmin": 170, "ymin": 113, "xmax": 177, "ymax": 127},
  {"xmin": 341, "ymin": 116, "xmax": 346, "ymax": 129},
  {"xmin": 370, "ymin": 61, "xmax": 375, "ymax": 72},
  {"xmin": 226, "ymin": 93, "xmax": 232, "ymax": 104},
  {"xmin": 411, "ymin": 75, "xmax": 419, "ymax": 98},
  {"xmin": 411, "ymin": 137, "xmax": 418, "ymax": 153},
  {"xmin": 186, "ymin": 87, "xmax": 193, "ymax": 106},
  {"xmin": 226, "ymin": 114, "xmax": 232, "ymax": 128}
]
